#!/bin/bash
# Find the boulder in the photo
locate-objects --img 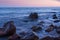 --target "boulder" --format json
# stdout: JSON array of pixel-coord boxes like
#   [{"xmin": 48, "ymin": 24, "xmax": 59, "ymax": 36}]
[
  {"xmin": 31, "ymin": 26, "xmax": 42, "ymax": 32},
  {"xmin": 56, "ymin": 27, "xmax": 60, "ymax": 34},
  {"xmin": 0, "ymin": 21, "xmax": 16, "ymax": 36},
  {"xmin": 53, "ymin": 14, "xmax": 58, "ymax": 19},
  {"xmin": 45, "ymin": 24, "xmax": 55, "ymax": 32},
  {"xmin": 8, "ymin": 34, "xmax": 21, "ymax": 40},
  {"xmin": 41, "ymin": 36, "xmax": 54, "ymax": 40},
  {"xmin": 29, "ymin": 12, "xmax": 38, "ymax": 20}
]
